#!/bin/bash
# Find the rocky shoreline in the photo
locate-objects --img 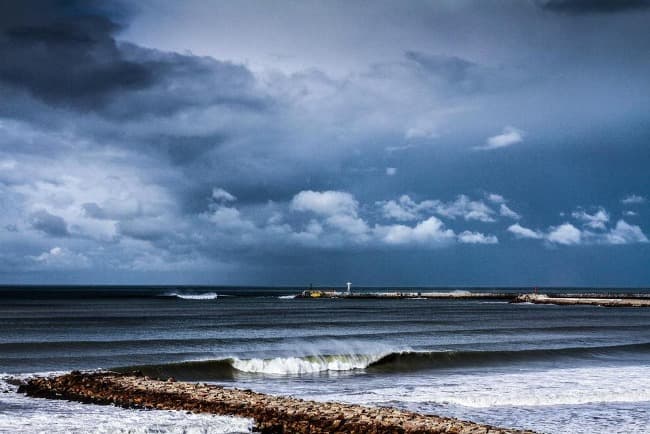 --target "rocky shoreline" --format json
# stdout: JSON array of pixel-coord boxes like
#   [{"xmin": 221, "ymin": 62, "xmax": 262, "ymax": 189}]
[{"xmin": 19, "ymin": 371, "xmax": 535, "ymax": 434}]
